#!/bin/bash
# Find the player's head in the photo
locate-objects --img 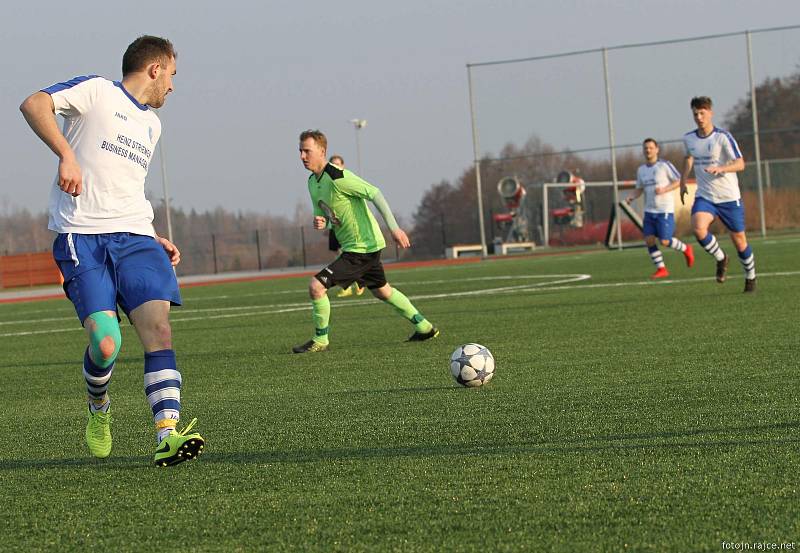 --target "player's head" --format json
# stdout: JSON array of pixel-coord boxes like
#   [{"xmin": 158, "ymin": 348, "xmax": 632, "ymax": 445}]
[
  {"xmin": 299, "ymin": 130, "xmax": 328, "ymax": 173},
  {"xmin": 690, "ymin": 96, "xmax": 713, "ymax": 129},
  {"xmin": 329, "ymin": 155, "xmax": 344, "ymax": 168},
  {"xmin": 642, "ymin": 138, "xmax": 659, "ymax": 163},
  {"xmin": 122, "ymin": 36, "xmax": 177, "ymax": 108}
]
